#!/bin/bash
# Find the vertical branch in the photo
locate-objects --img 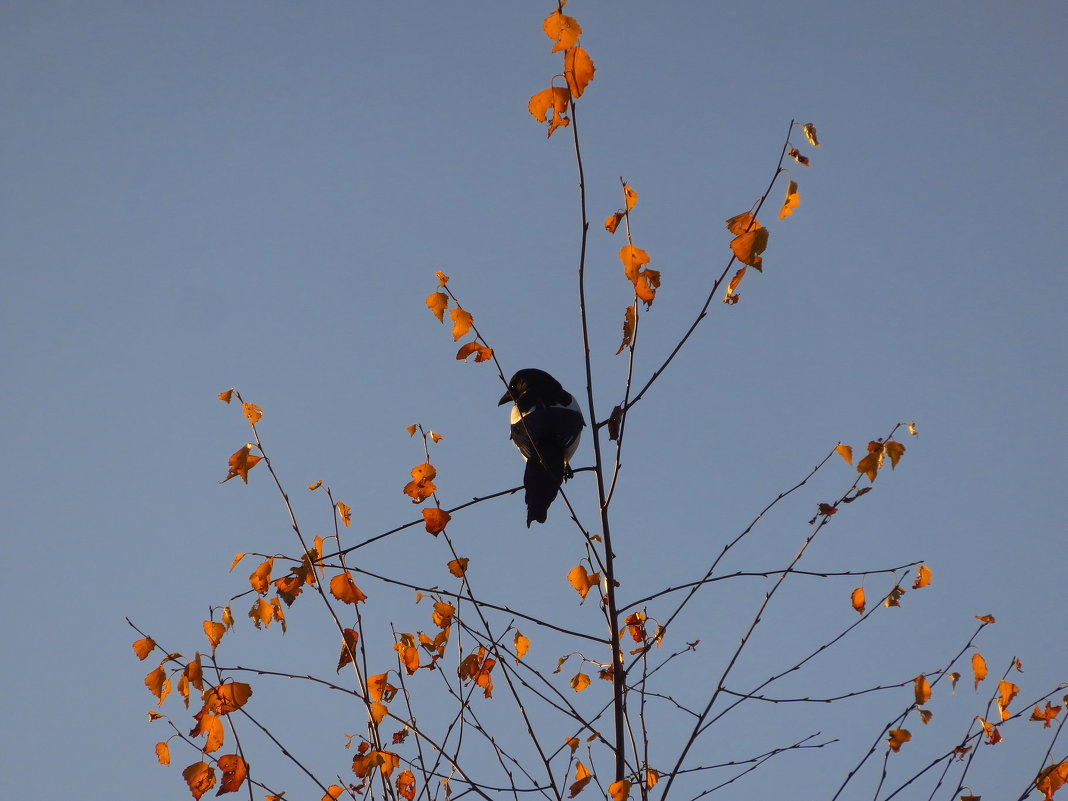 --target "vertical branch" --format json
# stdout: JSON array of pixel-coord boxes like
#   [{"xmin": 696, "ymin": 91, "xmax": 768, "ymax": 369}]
[{"xmin": 570, "ymin": 100, "xmax": 628, "ymax": 784}]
